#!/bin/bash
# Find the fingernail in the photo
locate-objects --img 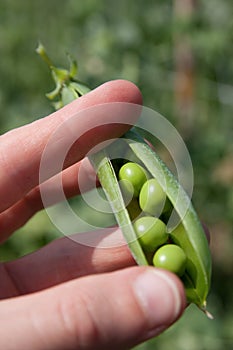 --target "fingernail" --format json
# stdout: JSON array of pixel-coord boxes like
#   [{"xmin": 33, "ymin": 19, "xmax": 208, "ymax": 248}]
[{"xmin": 133, "ymin": 269, "xmax": 183, "ymax": 332}]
